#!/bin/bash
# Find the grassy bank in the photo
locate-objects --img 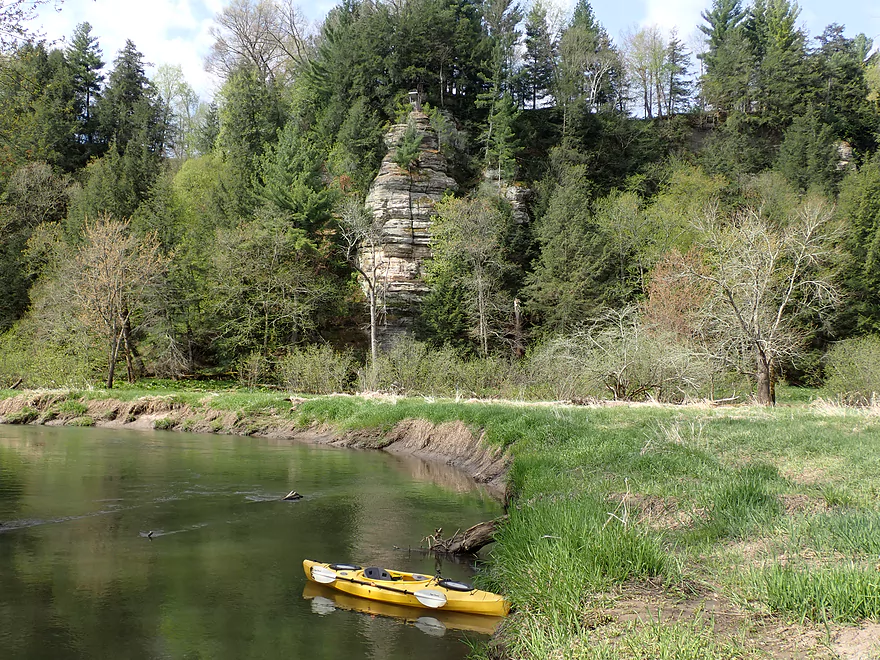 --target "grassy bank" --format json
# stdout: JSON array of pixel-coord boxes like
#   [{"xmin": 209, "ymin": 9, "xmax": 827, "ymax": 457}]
[
  {"xmin": 2, "ymin": 385, "xmax": 879, "ymax": 657},
  {"xmin": 293, "ymin": 393, "xmax": 880, "ymax": 658}
]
